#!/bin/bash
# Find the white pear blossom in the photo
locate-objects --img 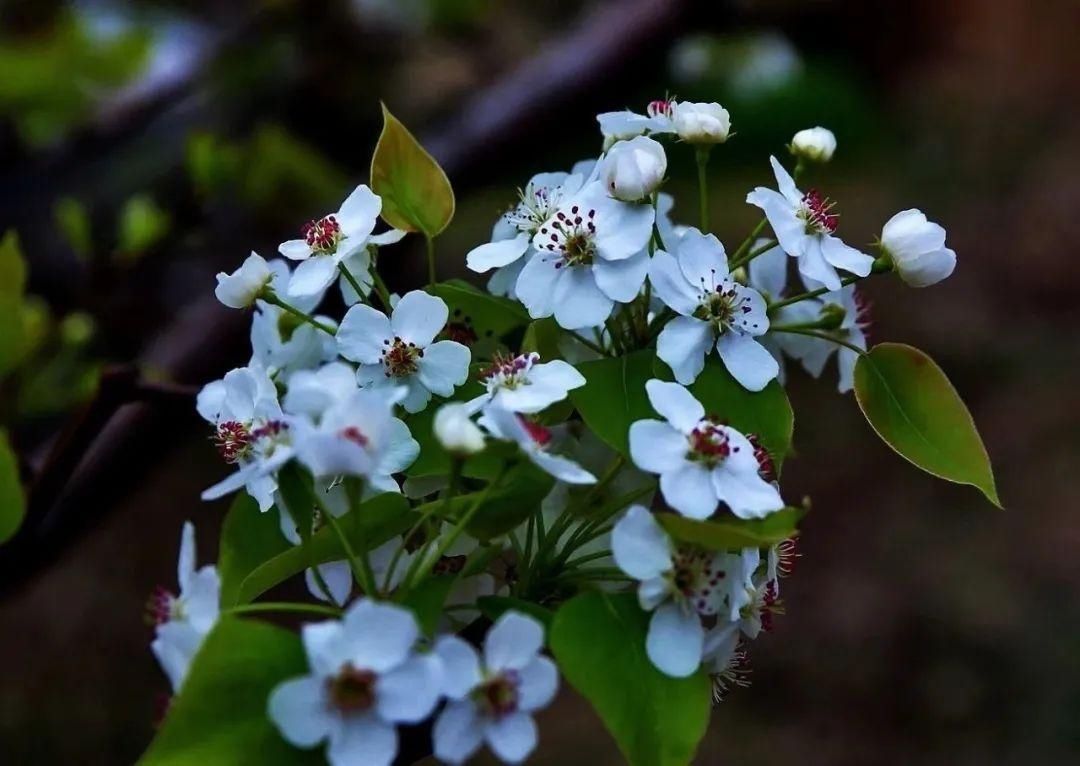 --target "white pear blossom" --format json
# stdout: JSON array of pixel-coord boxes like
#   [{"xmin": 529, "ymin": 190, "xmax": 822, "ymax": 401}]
[
  {"xmin": 434, "ymin": 402, "xmax": 486, "ymax": 456},
  {"xmin": 279, "ymin": 184, "xmax": 406, "ymax": 298},
  {"xmin": 515, "ymin": 182, "xmax": 654, "ymax": 330},
  {"xmin": 880, "ymin": 208, "xmax": 957, "ymax": 287},
  {"xmin": 629, "ymin": 380, "xmax": 783, "ymax": 519},
  {"xmin": 601, "ymin": 135, "xmax": 667, "ymax": 202},
  {"xmin": 747, "ymin": 156, "xmax": 873, "ymax": 291},
  {"xmin": 611, "ymin": 505, "xmax": 725, "ymax": 677},
  {"xmin": 267, "ymin": 599, "xmax": 442, "ymax": 766},
  {"xmin": 596, "ymin": 99, "xmax": 676, "ymax": 147},
  {"xmin": 470, "ymin": 352, "xmax": 585, "ymax": 415},
  {"xmin": 197, "ymin": 364, "xmax": 289, "ymax": 511},
  {"xmin": 336, "ymin": 290, "xmax": 470, "ymax": 413},
  {"xmin": 433, "ymin": 612, "xmax": 558, "ymax": 764},
  {"xmin": 215, "ymin": 251, "xmax": 272, "ymax": 309},
  {"xmin": 650, "ymin": 228, "xmax": 777, "ymax": 390},
  {"xmin": 479, "ymin": 406, "xmax": 596, "ymax": 485},
  {"xmin": 149, "ymin": 522, "xmax": 220, "ymax": 692},
  {"xmin": 672, "ymin": 101, "xmax": 731, "ymax": 144},
  {"xmin": 790, "ymin": 127, "xmax": 836, "ymax": 163}
]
